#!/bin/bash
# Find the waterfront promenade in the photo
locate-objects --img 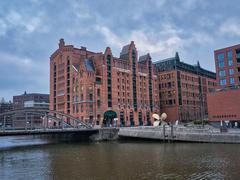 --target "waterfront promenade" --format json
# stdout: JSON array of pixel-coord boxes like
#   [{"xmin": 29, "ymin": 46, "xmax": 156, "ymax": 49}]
[
  {"xmin": 2, "ymin": 124, "xmax": 240, "ymax": 143},
  {"xmin": 119, "ymin": 125, "xmax": 240, "ymax": 143}
]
